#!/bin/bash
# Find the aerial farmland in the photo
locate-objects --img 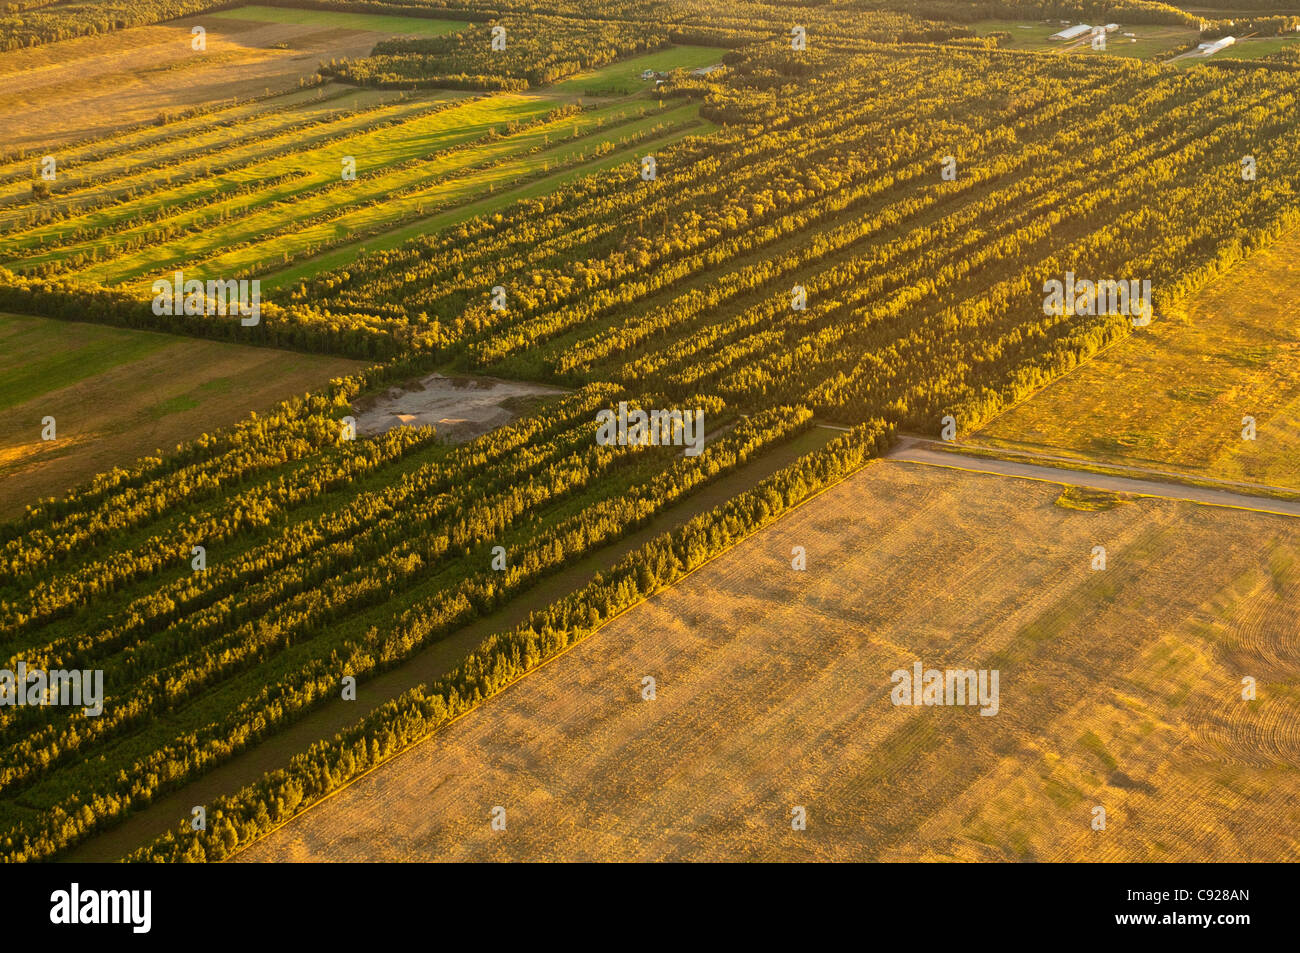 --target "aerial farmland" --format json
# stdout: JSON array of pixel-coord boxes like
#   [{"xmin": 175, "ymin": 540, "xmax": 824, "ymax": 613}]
[{"xmin": 0, "ymin": 0, "xmax": 1294, "ymax": 927}]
